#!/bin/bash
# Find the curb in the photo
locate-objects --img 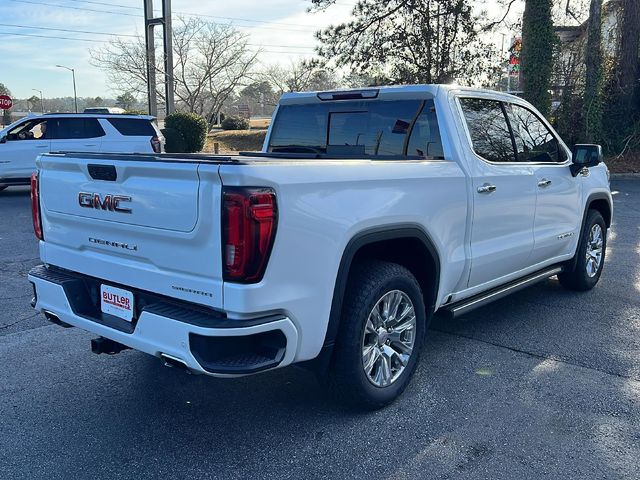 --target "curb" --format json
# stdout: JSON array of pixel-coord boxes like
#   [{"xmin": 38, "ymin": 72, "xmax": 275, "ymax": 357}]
[{"xmin": 610, "ymin": 173, "xmax": 640, "ymax": 179}]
